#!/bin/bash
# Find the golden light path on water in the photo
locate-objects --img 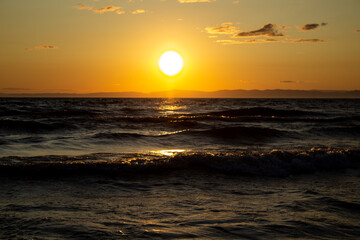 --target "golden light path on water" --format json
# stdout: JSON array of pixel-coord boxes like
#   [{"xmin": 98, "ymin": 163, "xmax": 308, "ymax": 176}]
[{"xmin": 153, "ymin": 149, "xmax": 186, "ymax": 156}]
